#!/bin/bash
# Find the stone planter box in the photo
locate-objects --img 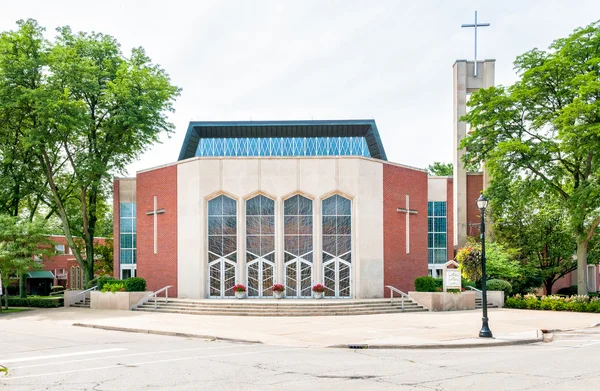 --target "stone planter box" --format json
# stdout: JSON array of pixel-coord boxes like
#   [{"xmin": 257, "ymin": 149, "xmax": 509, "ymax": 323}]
[
  {"xmin": 64, "ymin": 290, "xmax": 84, "ymax": 307},
  {"xmin": 472, "ymin": 290, "xmax": 505, "ymax": 308},
  {"xmin": 90, "ymin": 291, "xmax": 152, "ymax": 310},
  {"xmin": 408, "ymin": 291, "xmax": 476, "ymax": 311}
]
